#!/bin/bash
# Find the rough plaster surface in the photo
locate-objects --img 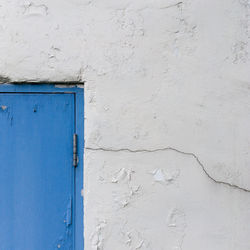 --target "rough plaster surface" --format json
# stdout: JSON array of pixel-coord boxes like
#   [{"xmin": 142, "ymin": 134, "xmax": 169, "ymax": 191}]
[{"xmin": 1, "ymin": 0, "xmax": 250, "ymax": 249}]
